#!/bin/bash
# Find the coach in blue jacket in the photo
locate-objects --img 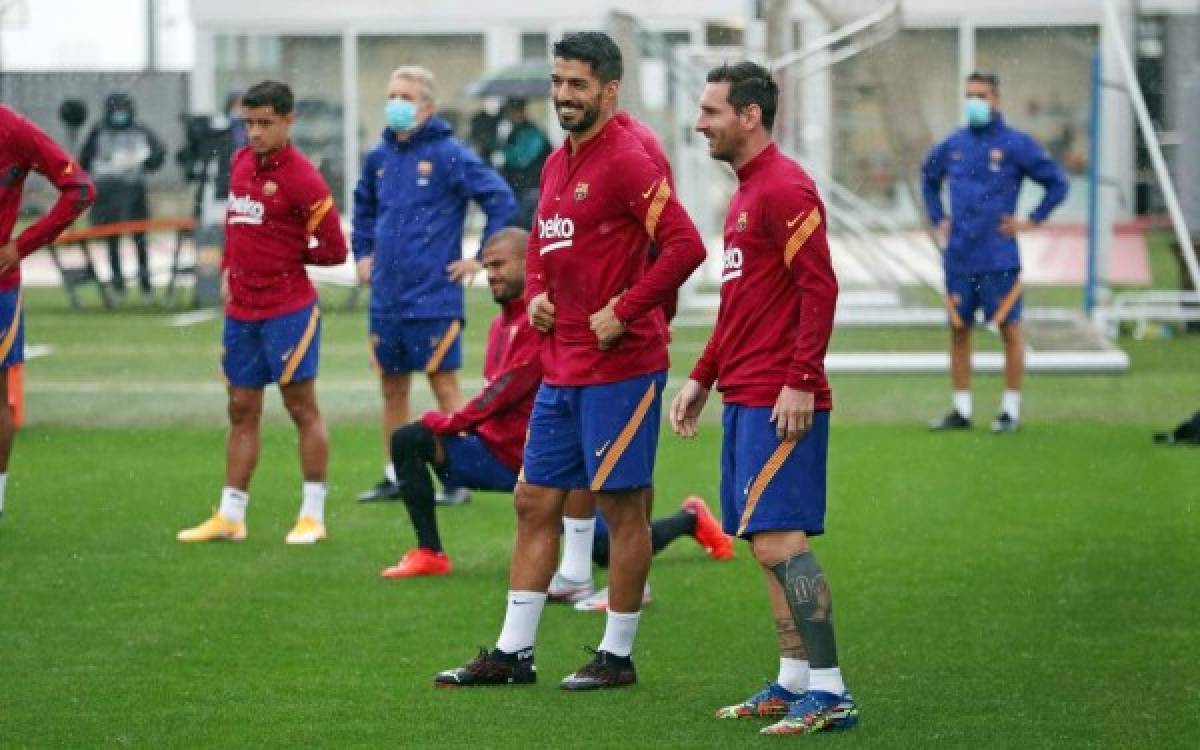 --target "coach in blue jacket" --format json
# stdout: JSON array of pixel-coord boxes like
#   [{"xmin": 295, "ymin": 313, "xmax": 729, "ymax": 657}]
[
  {"xmin": 353, "ymin": 66, "xmax": 517, "ymax": 502},
  {"xmin": 921, "ymin": 72, "xmax": 1068, "ymax": 434}
]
